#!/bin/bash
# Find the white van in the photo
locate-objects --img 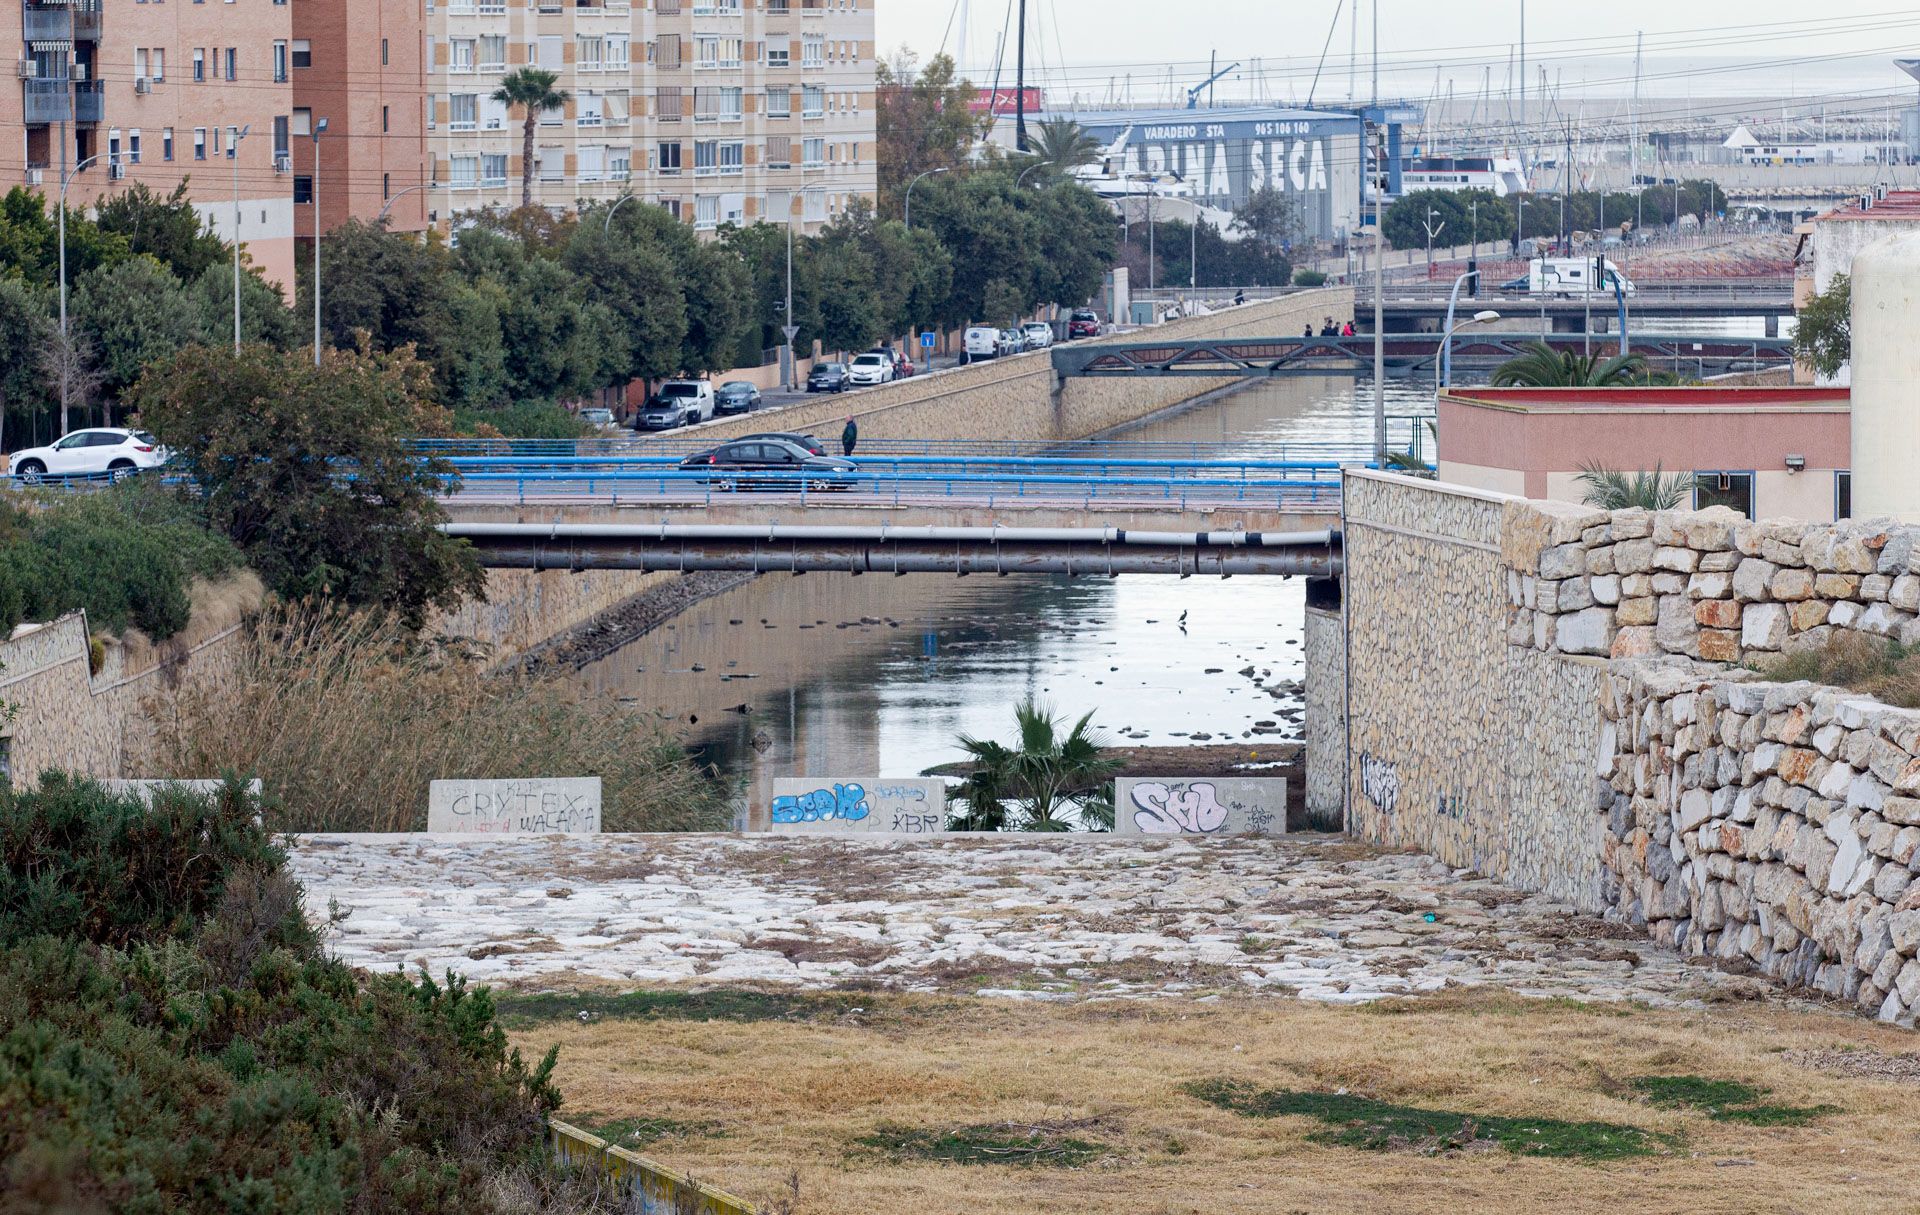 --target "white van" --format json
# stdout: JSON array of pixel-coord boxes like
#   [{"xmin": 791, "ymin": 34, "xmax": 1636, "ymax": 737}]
[
  {"xmin": 638, "ymin": 380, "xmax": 715, "ymax": 429},
  {"xmin": 963, "ymin": 326, "xmax": 1000, "ymax": 360},
  {"xmin": 1526, "ymin": 256, "xmax": 1636, "ymax": 299}
]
